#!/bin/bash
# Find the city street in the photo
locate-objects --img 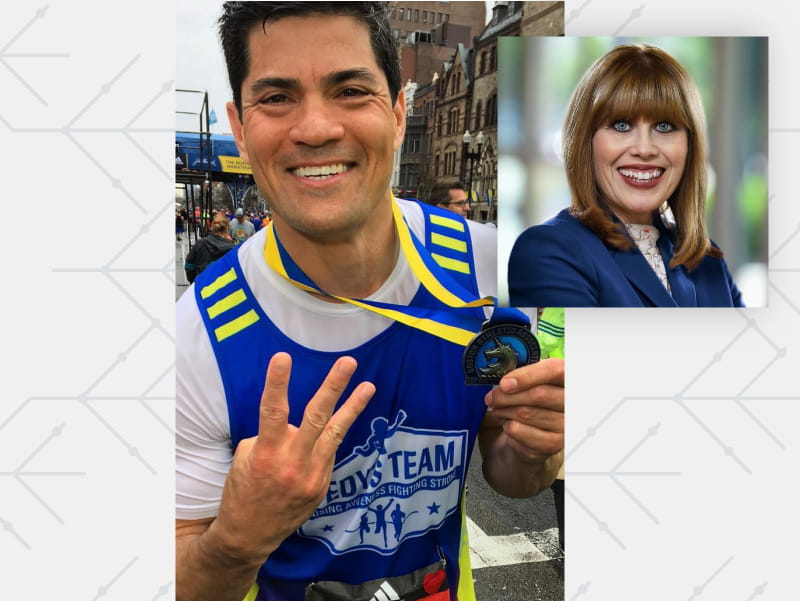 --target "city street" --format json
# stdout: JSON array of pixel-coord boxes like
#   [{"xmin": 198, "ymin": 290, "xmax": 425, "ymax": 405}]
[
  {"xmin": 175, "ymin": 238, "xmax": 564, "ymax": 600},
  {"xmin": 466, "ymin": 445, "xmax": 563, "ymax": 601}
]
